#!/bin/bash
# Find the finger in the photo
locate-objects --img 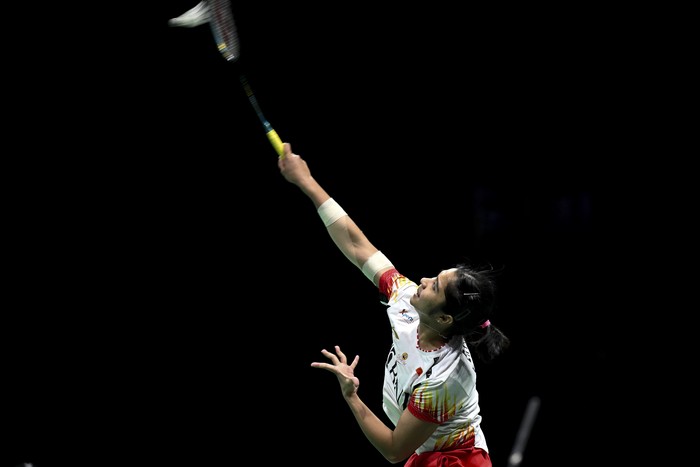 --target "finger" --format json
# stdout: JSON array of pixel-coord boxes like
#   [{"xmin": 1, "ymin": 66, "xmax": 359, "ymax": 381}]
[
  {"xmin": 350, "ymin": 354, "xmax": 359, "ymax": 370},
  {"xmin": 310, "ymin": 362, "xmax": 344, "ymax": 380},
  {"xmin": 310, "ymin": 362, "xmax": 333, "ymax": 371},
  {"xmin": 320, "ymin": 348, "xmax": 340, "ymax": 364},
  {"xmin": 334, "ymin": 345, "xmax": 347, "ymax": 363}
]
